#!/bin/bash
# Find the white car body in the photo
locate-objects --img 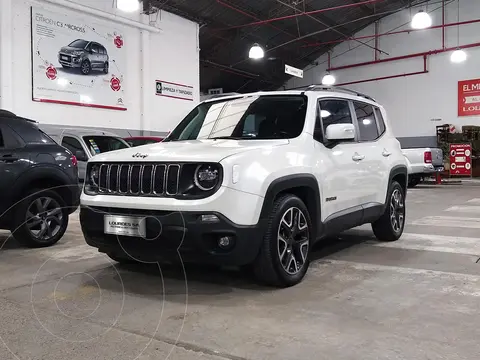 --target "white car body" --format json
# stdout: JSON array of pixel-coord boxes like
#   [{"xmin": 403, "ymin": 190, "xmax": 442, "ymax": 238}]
[{"xmin": 80, "ymin": 87, "xmax": 408, "ymax": 287}]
